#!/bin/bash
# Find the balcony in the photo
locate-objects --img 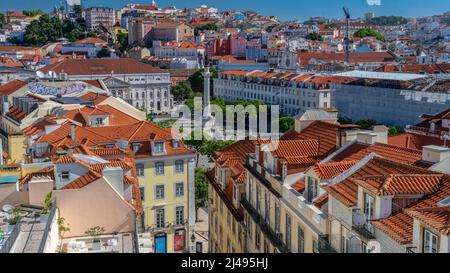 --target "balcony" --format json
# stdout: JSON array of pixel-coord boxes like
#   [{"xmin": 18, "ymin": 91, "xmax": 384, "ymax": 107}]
[
  {"xmin": 241, "ymin": 198, "xmax": 289, "ymax": 253},
  {"xmin": 246, "ymin": 155, "xmax": 283, "ymax": 198},
  {"xmin": 316, "ymin": 235, "xmax": 337, "ymax": 253},
  {"xmin": 352, "ymin": 210, "xmax": 376, "ymax": 240}
]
